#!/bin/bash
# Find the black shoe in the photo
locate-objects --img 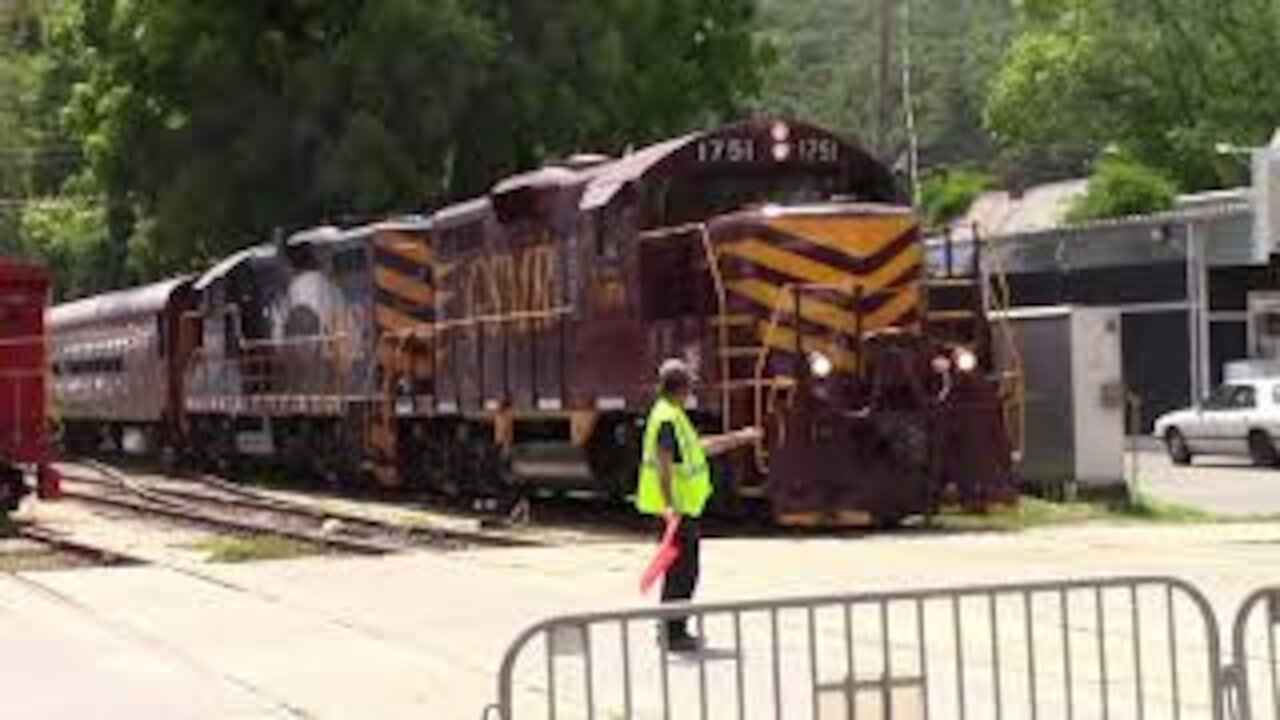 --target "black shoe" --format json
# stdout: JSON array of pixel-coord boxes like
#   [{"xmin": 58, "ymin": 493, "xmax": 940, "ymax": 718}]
[{"xmin": 663, "ymin": 633, "xmax": 705, "ymax": 654}]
